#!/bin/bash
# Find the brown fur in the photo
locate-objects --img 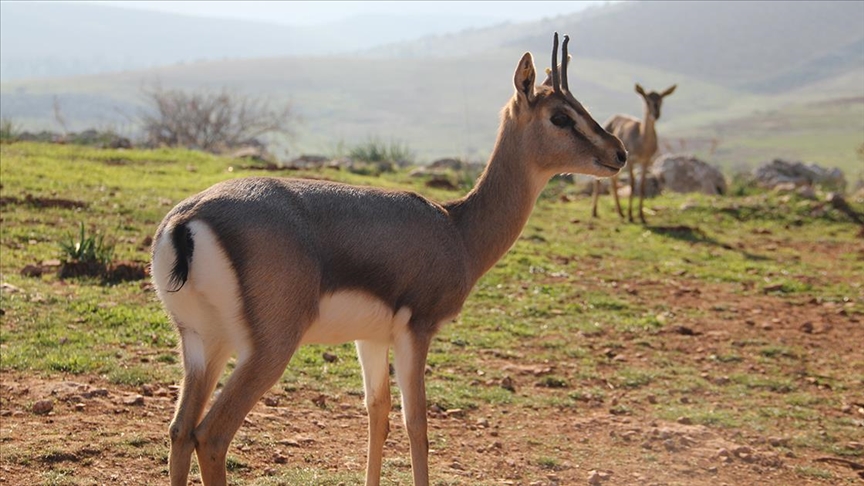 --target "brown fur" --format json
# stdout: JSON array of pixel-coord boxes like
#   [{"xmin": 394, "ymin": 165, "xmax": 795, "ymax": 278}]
[
  {"xmin": 153, "ymin": 34, "xmax": 626, "ymax": 486},
  {"xmin": 592, "ymin": 83, "xmax": 676, "ymax": 223}
]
